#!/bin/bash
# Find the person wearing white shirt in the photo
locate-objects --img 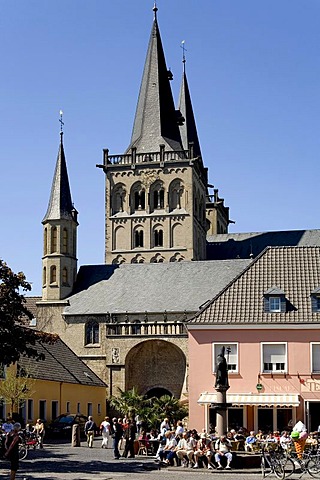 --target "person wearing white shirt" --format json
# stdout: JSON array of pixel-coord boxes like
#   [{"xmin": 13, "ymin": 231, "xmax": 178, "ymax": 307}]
[
  {"xmin": 100, "ymin": 416, "xmax": 111, "ymax": 449},
  {"xmin": 215, "ymin": 435, "xmax": 233, "ymax": 469}
]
